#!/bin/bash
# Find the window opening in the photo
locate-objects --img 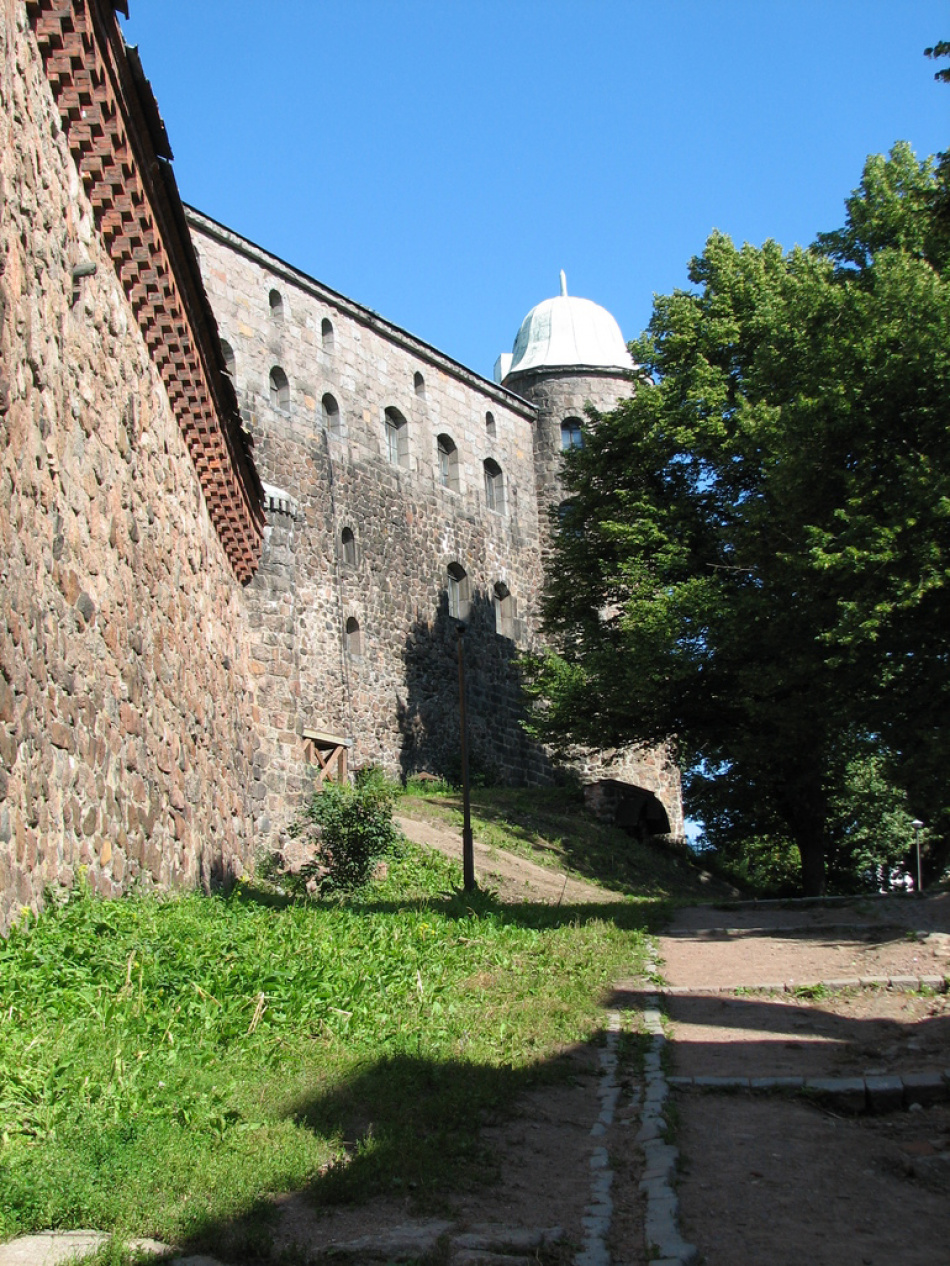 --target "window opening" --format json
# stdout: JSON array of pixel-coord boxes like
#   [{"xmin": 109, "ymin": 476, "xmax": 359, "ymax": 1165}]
[
  {"xmin": 494, "ymin": 582, "xmax": 515, "ymax": 638},
  {"xmin": 485, "ymin": 411, "xmax": 496, "ymax": 437},
  {"xmin": 384, "ymin": 407, "xmax": 409, "ymax": 468},
  {"xmin": 268, "ymin": 289, "xmax": 283, "ymax": 320},
  {"xmin": 447, "ymin": 563, "xmax": 471, "ymax": 622},
  {"xmin": 321, "ymin": 317, "xmax": 334, "ymax": 349},
  {"xmin": 561, "ymin": 416, "xmax": 584, "ymax": 450},
  {"xmin": 322, "ymin": 393, "xmax": 341, "ymax": 435},
  {"xmin": 220, "ymin": 339, "xmax": 235, "ymax": 378},
  {"xmin": 345, "ymin": 616, "xmax": 361, "ymax": 656},
  {"xmin": 437, "ymin": 434, "xmax": 459, "ymax": 491},
  {"xmin": 483, "ymin": 458, "xmax": 504, "ymax": 512},
  {"xmin": 269, "ymin": 366, "xmax": 290, "ymax": 411},
  {"xmin": 413, "ymin": 371, "xmax": 426, "ymax": 398},
  {"xmin": 342, "ymin": 527, "xmax": 357, "ymax": 566}
]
